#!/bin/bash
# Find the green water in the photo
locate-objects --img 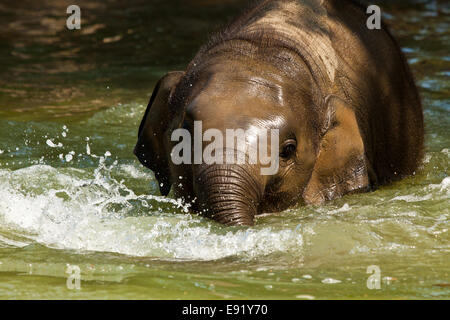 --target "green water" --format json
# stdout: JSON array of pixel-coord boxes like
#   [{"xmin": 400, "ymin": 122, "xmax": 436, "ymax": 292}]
[{"xmin": 0, "ymin": 0, "xmax": 448, "ymax": 299}]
